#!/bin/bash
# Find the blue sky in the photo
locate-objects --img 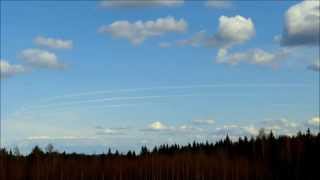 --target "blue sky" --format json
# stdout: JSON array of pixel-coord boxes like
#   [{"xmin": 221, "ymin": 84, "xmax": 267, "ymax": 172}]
[{"xmin": 1, "ymin": 0, "xmax": 319, "ymax": 153}]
